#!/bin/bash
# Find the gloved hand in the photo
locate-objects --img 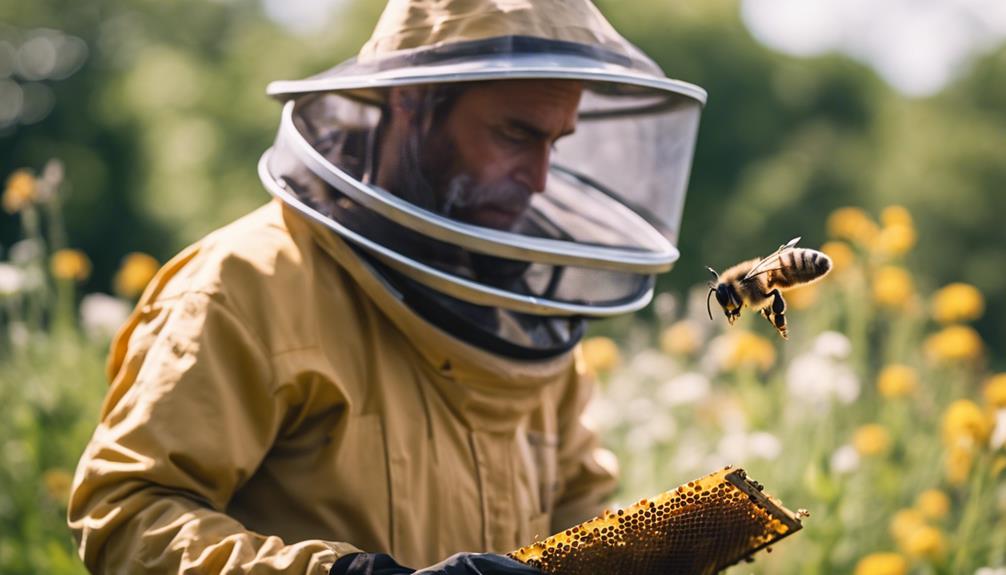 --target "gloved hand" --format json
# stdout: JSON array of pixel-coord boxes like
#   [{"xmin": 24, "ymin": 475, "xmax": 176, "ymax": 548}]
[{"xmin": 331, "ymin": 552, "xmax": 542, "ymax": 575}]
